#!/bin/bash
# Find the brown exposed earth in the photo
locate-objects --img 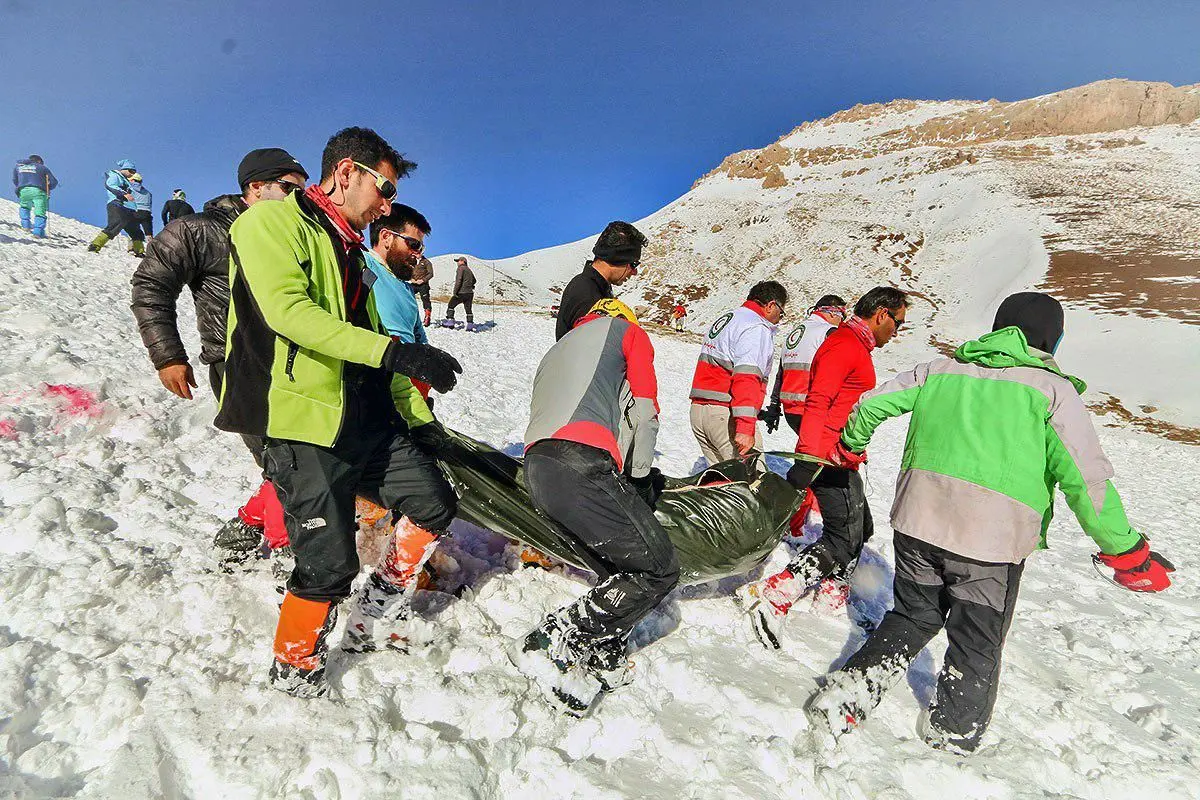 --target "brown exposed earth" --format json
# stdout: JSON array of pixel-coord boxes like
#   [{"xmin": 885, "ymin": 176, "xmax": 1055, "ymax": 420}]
[
  {"xmin": 1088, "ymin": 393, "xmax": 1200, "ymax": 445},
  {"xmin": 1040, "ymin": 245, "xmax": 1200, "ymax": 327}
]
